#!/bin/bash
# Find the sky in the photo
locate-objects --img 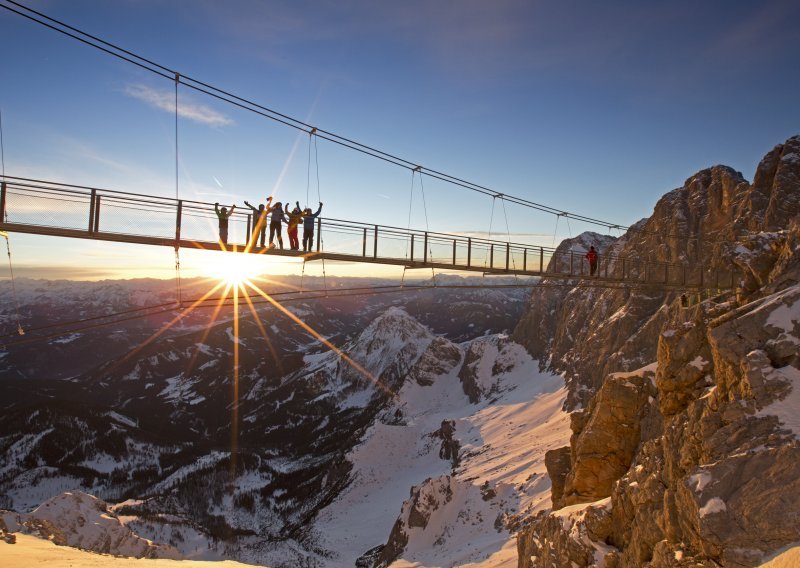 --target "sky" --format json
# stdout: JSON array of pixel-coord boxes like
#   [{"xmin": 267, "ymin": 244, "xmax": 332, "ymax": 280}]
[{"xmin": 0, "ymin": 0, "xmax": 798, "ymax": 280}]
